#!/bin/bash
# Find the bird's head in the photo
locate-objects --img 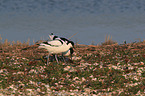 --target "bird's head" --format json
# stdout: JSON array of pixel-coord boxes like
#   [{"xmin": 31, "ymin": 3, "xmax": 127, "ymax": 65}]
[
  {"xmin": 49, "ymin": 33, "xmax": 59, "ymax": 40},
  {"xmin": 68, "ymin": 41, "xmax": 74, "ymax": 48}
]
